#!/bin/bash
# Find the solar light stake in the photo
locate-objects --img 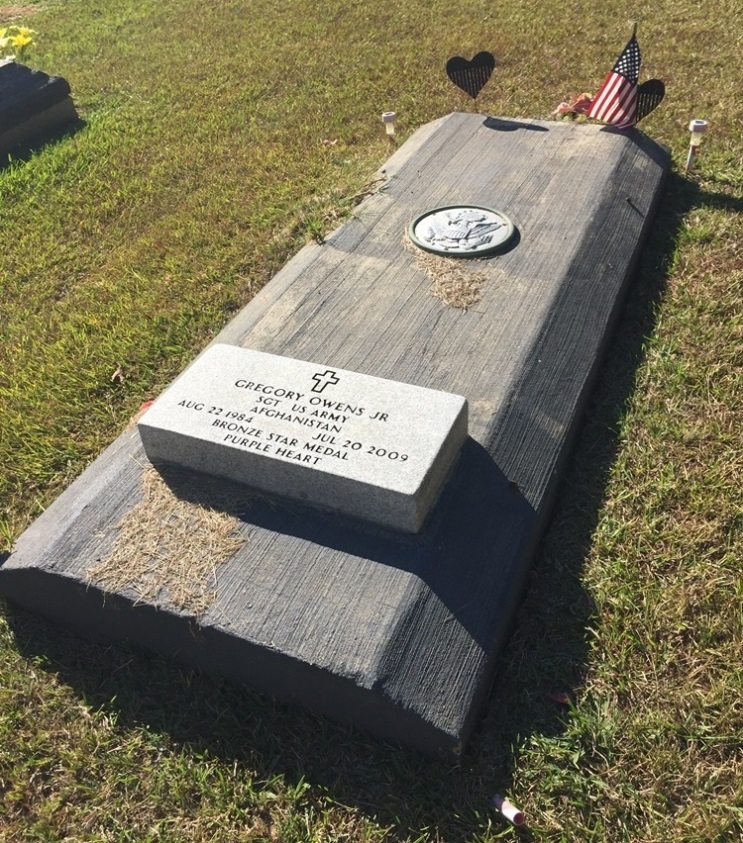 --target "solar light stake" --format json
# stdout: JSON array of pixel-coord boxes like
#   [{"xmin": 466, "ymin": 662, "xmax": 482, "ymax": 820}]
[
  {"xmin": 382, "ymin": 111, "xmax": 397, "ymax": 140},
  {"xmin": 492, "ymin": 794, "xmax": 525, "ymax": 826},
  {"xmin": 685, "ymin": 119, "xmax": 708, "ymax": 172}
]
